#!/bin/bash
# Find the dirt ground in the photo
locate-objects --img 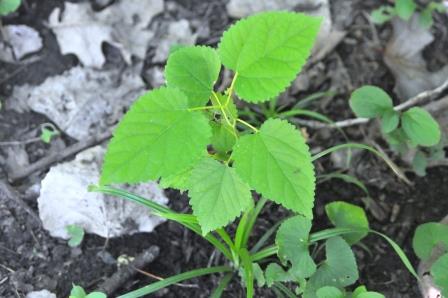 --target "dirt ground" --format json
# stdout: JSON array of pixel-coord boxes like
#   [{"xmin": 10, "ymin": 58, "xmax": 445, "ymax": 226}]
[{"xmin": 1, "ymin": 0, "xmax": 447, "ymax": 297}]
